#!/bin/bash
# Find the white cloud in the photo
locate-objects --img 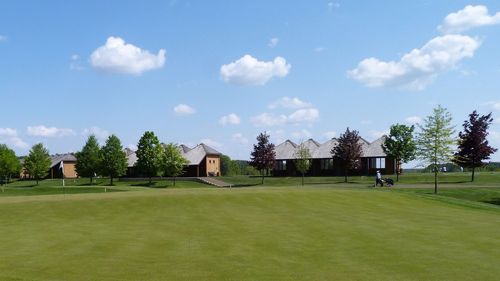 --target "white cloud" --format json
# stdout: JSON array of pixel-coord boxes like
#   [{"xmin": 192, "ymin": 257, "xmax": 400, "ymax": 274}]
[
  {"xmin": 0, "ymin": 35, "xmax": 7, "ymax": 42},
  {"xmin": 405, "ymin": 116, "xmax": 423, "ymax": 125},
  {"xmin": 291, "ymin": 129, "xmax": 312, "ymax": 140},
  {"xmin": 251, "ymin": 108, "xmax": 319, "ymax": 127},
  {"xmin": 314, "ymin": 46, "xmax": 326, "ymax": 53},
  {"xmin": 219, "ymin": 113, "xmax": 241, "ymax": 126},
  {"xmin": 0, "ymin": 128, "xmax": 29, "ymax": 149},
  {"xmin": 220, "ymin": 54, "xmax": 291, "ymax": 86},
  {"xmin": 268, "ymin": 129, "xmax": 286, "ymax": 144},
  {"xmin": 127, "ymin": 143, "xmax": 138, "ymax": 151},
  {"xmin": 438, "ymin": 5, "xmax": 500, "ymax": 34},
  {"xmin": 369, "ymin": 130, "xmax": 389, "ymax": 140},
  {"xmin": 200, "ymin": 138, "xmax": 222, "ymax": 148},
  {"xmin": 489, "ymin": 131, "xmax": 500, "ymax": 148},
  {"xmin": 0, "ymin": 128, "xmax": 17, "ymax": 138},
  {"xmin": 268, "ymin": 37, "xmax": 279, "ymax": 48},
  {"xmin": 82, "ymin": 126, "xmax": 110, "ymax": 142},
  {"xmin": 231, "ymin": 133, "xmax": 248, "ymax": 145},
  {"xmin": 268, "ymin": 97, "xmax": 312, "ymax": 109},
  {"xmin": 492, "ymin": 102, "xmax": 500, "ymax": 111},
  {"xmin": 70, "ymin": 54, "xmax": 84, "ymax": 71},
  {"xmin": 288, "ymin": 108, "xmax": 320, "ymax": 124},
  {"xmin": 27, "ymin": 125, "xmax": 75, "ymax": 137},
  {"xmin": 328, "ymin": 2, "xmax": 340, "ymax": 10},
  {"xmin": 251, "ymin": 113, "xmax": 288, "ymax": 127},
  {"xmin": 90, "ymin": 36, "xmax": 166, "ymax": 75},
  {"xmin": 323, "ymin": 131, "xmax": 337, "ymax": 139},
  {"xmin": 174, "ymin": 104, "xmax": 196, "ymax": 116},
  {"xmin": 348, "ymin": 34, "xmax": 481, "ymax": 90}
]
